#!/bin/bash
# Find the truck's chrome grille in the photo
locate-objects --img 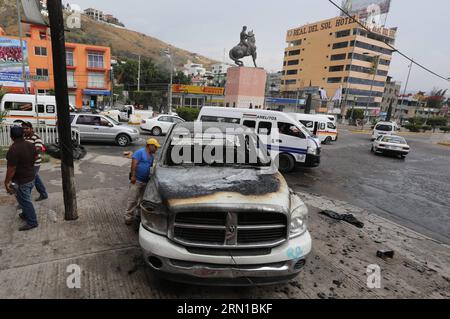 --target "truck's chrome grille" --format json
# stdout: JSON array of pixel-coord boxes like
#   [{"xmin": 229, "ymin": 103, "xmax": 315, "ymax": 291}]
[{"xmin": 172, "ymin": 212, "xmax": 287, "ymax": 248}]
